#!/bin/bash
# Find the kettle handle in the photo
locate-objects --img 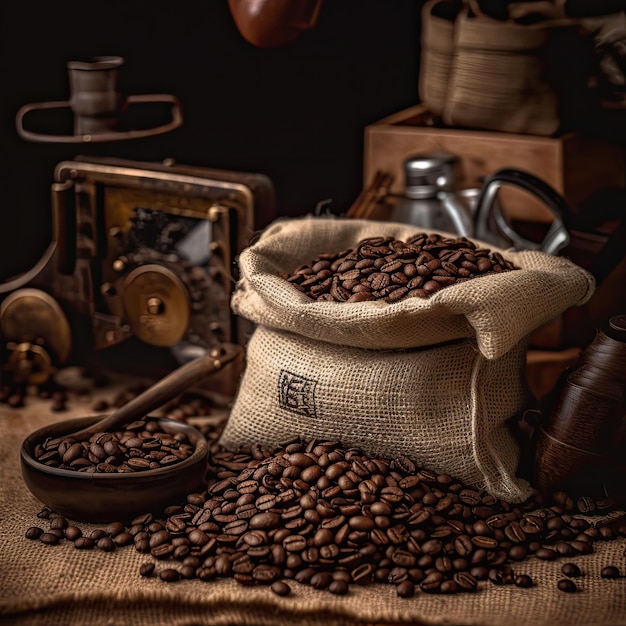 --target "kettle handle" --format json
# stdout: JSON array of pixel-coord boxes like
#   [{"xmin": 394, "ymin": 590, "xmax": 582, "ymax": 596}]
[{"xmin": 473, "ymin": 168, "xmax": 572, "ymax": 255}]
